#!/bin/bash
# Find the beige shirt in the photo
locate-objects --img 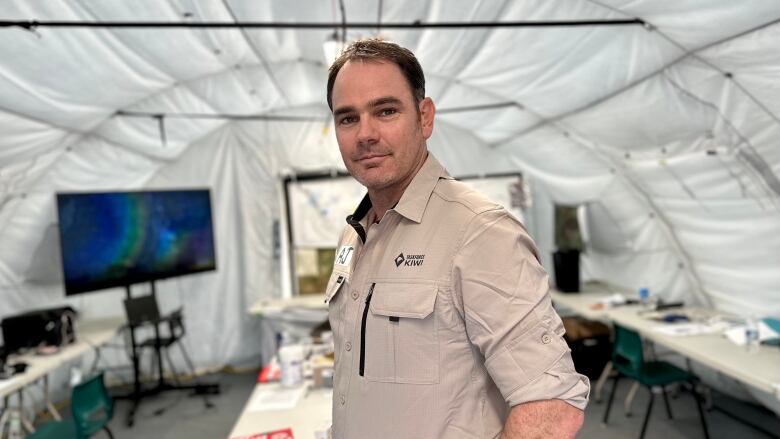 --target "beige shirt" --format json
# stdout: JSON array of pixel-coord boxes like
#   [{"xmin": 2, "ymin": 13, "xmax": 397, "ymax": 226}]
[{"xmin": 327, "ymin": 154, "xmax": 589, "ymax": 439}]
